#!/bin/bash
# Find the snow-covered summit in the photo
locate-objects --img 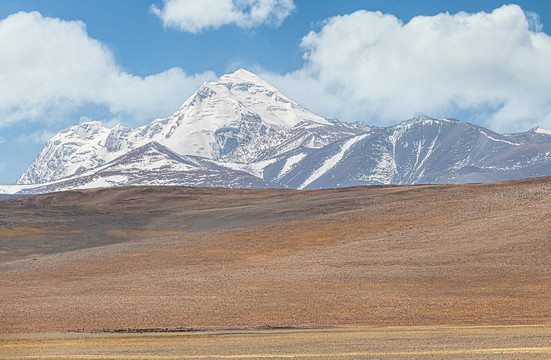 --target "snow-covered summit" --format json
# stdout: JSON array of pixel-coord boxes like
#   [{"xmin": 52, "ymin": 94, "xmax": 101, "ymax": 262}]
[
  {"xmin": 18, "ymin": 69, "xmax": 332, "ymax": 184},
  {"xmin": 139, "ymin": 68, "xmax": 330, "ymax": 158},
  {"xmin": 218, "ymin": 69, "xmax": 276, "ymax": 89},
  {"xmin": 173, "ymin": 68, "xmax": 328, "ymax": 130}
]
